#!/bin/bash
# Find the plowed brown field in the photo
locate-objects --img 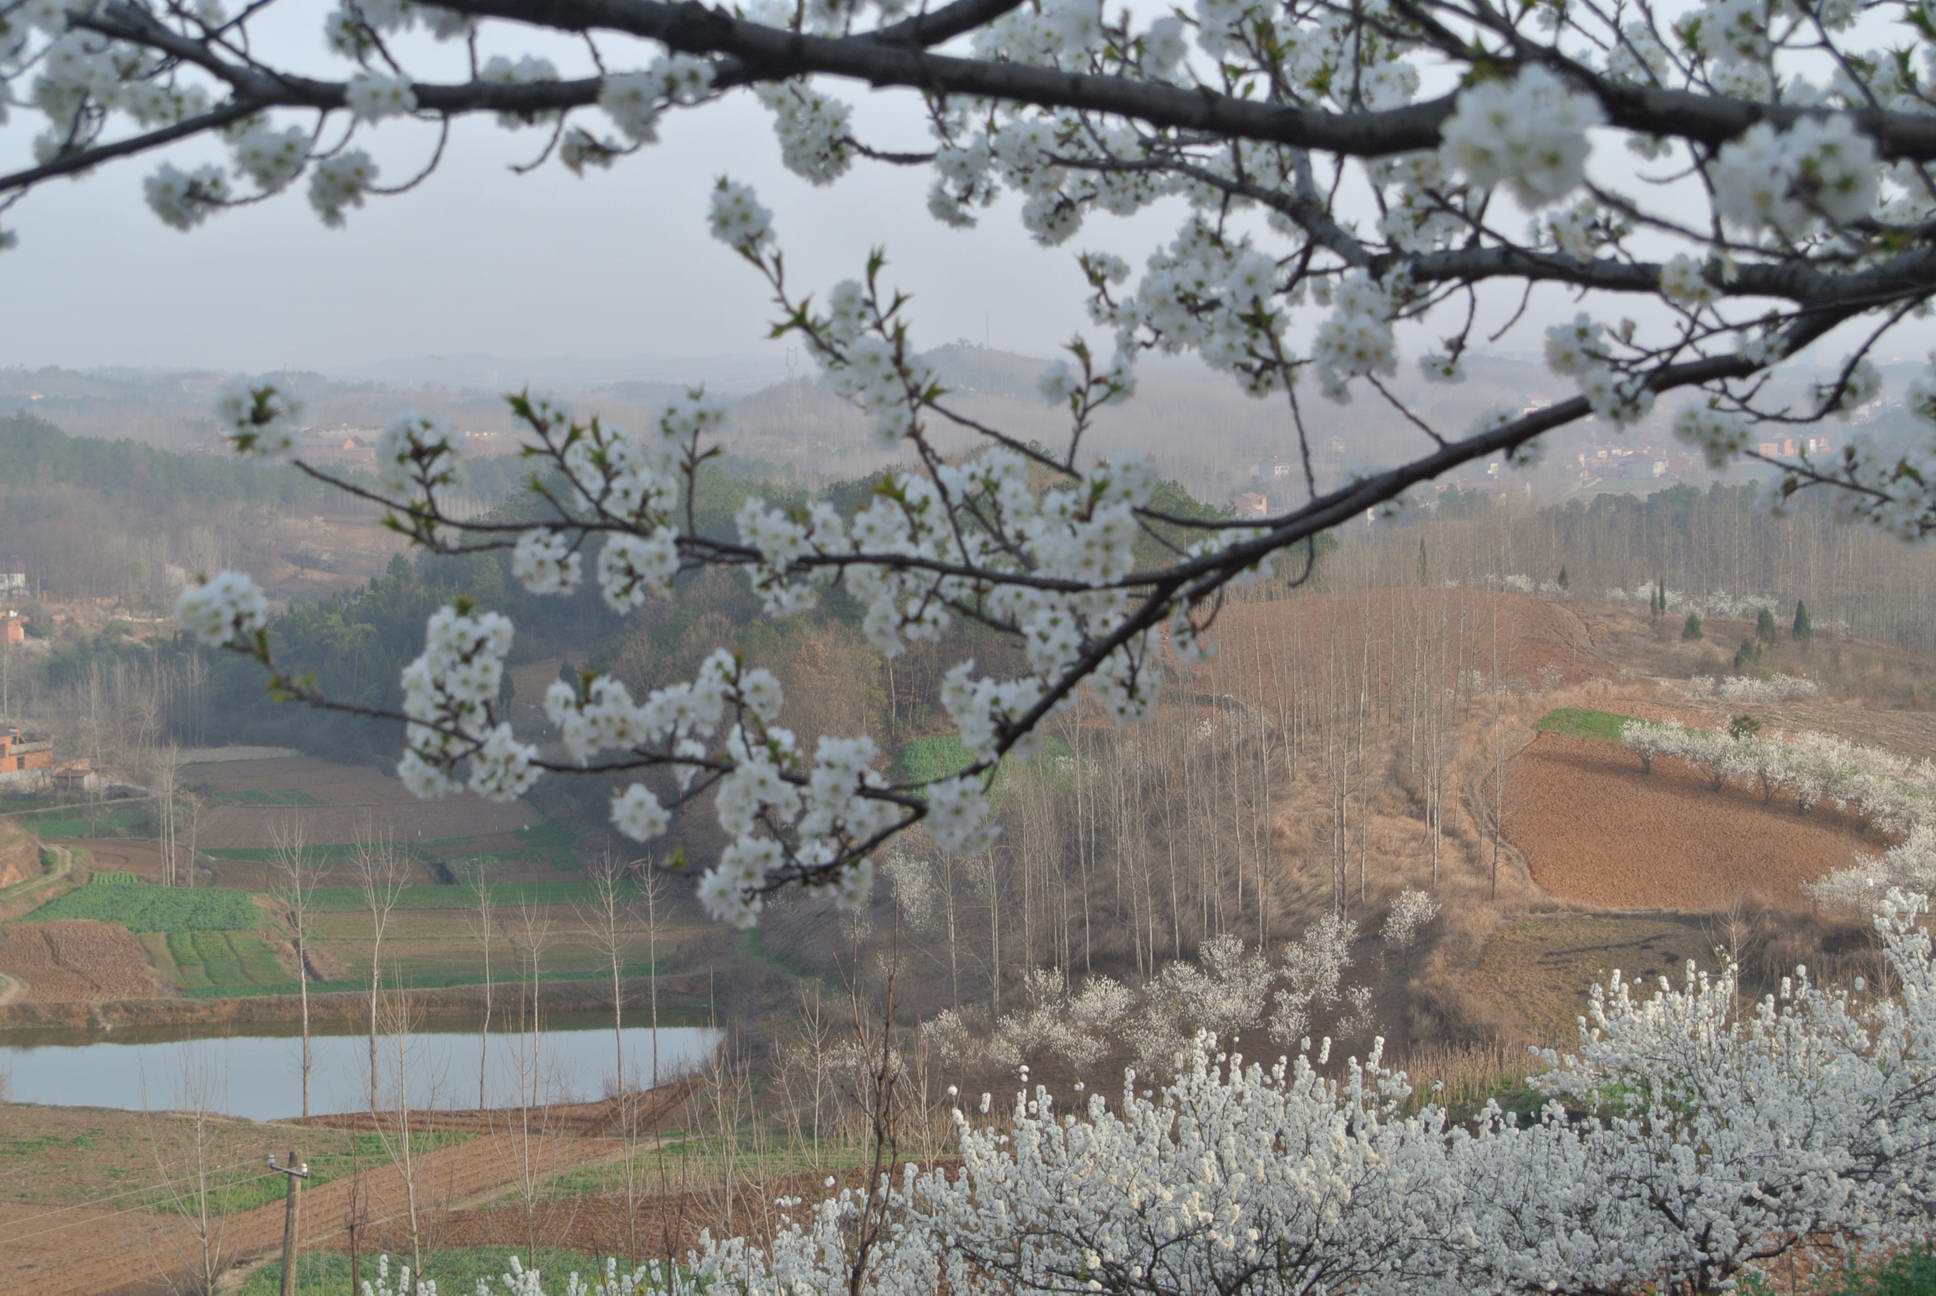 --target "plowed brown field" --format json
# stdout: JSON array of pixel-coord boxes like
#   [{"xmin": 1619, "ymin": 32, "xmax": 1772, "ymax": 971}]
[
  {"xmin": 73, "ymin": 839, "xmax": 170, "ymax": 882},
  {"xmin": 0, "ymin": 921, "xmax": 157, "ymax": 1001},
  {"xmin": 46, "ymin": 1131, "xmax": 614, "ymax": 1296},
  {"xmin": 1504, "ymin": 733, "xmax": 1882, "ymax": 910}
]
